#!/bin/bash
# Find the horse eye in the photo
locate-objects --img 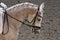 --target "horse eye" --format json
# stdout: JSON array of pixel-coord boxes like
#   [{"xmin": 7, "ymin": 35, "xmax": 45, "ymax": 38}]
[{"xmin": 37, "ymin": 18, "xmax": 40, "ymax": 21}]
